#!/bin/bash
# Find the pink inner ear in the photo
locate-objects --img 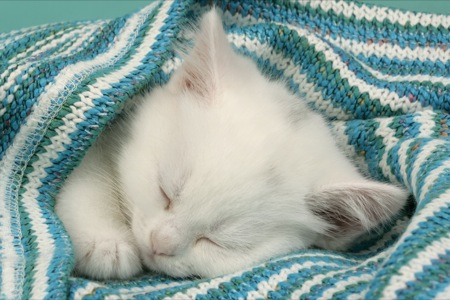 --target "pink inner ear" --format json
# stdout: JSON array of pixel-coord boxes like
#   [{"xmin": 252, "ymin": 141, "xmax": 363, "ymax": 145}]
[
  {"xmin": 181, "ymin": 68, "xmax": 208, "ymax": 97},
  {"xmin": 173, "ymin": 10, "xmax": 231, "ymax": 102},
  {"xmin": 182, "ymin": 70, "xmax": 197, "ymax": 91},
  {"xmin": 178, "ymin": 62, "xmax": 218, "ymax": 102}
]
